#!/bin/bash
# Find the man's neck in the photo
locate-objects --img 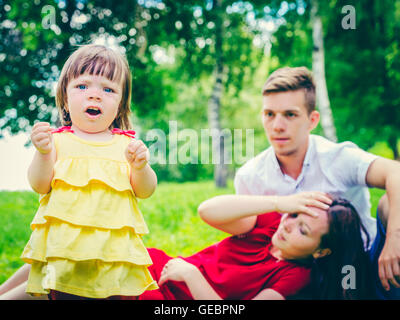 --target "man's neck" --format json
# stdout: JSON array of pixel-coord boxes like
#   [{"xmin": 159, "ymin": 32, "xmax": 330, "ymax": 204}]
[
  {"xmin": 276, "ymin": 155, "xmax": 305, "ymax": 180},
  {"xmin": 275, "ymin": 144, "xmax": 309, "ymax": 180}
]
